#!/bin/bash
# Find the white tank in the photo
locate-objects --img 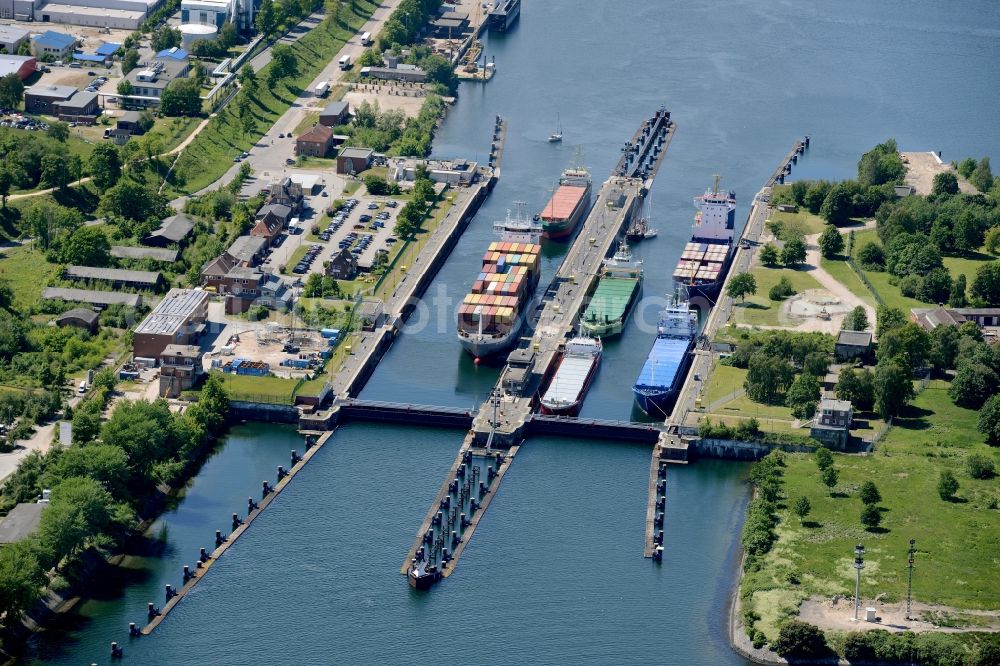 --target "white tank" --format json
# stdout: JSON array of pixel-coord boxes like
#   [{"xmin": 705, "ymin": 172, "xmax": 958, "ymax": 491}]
[{"xmin": 180, "ymin": 23, "xmax": 219, "ymax": 49}]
